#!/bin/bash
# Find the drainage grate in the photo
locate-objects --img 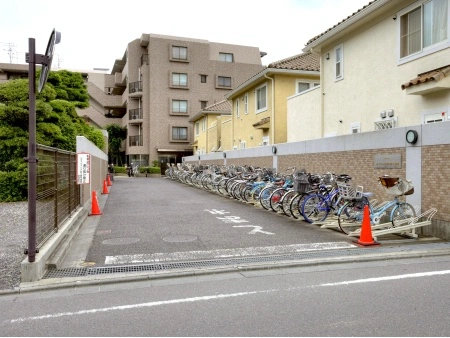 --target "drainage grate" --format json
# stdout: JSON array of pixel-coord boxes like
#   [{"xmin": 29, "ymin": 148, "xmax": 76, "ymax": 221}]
[
  {"xmin": 42, "ymin": 243, "xmax": 442, "ymax": 280},
  {"xmin": 44, "ymin": 242, "xmax": 450, "ymax": 280}
]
